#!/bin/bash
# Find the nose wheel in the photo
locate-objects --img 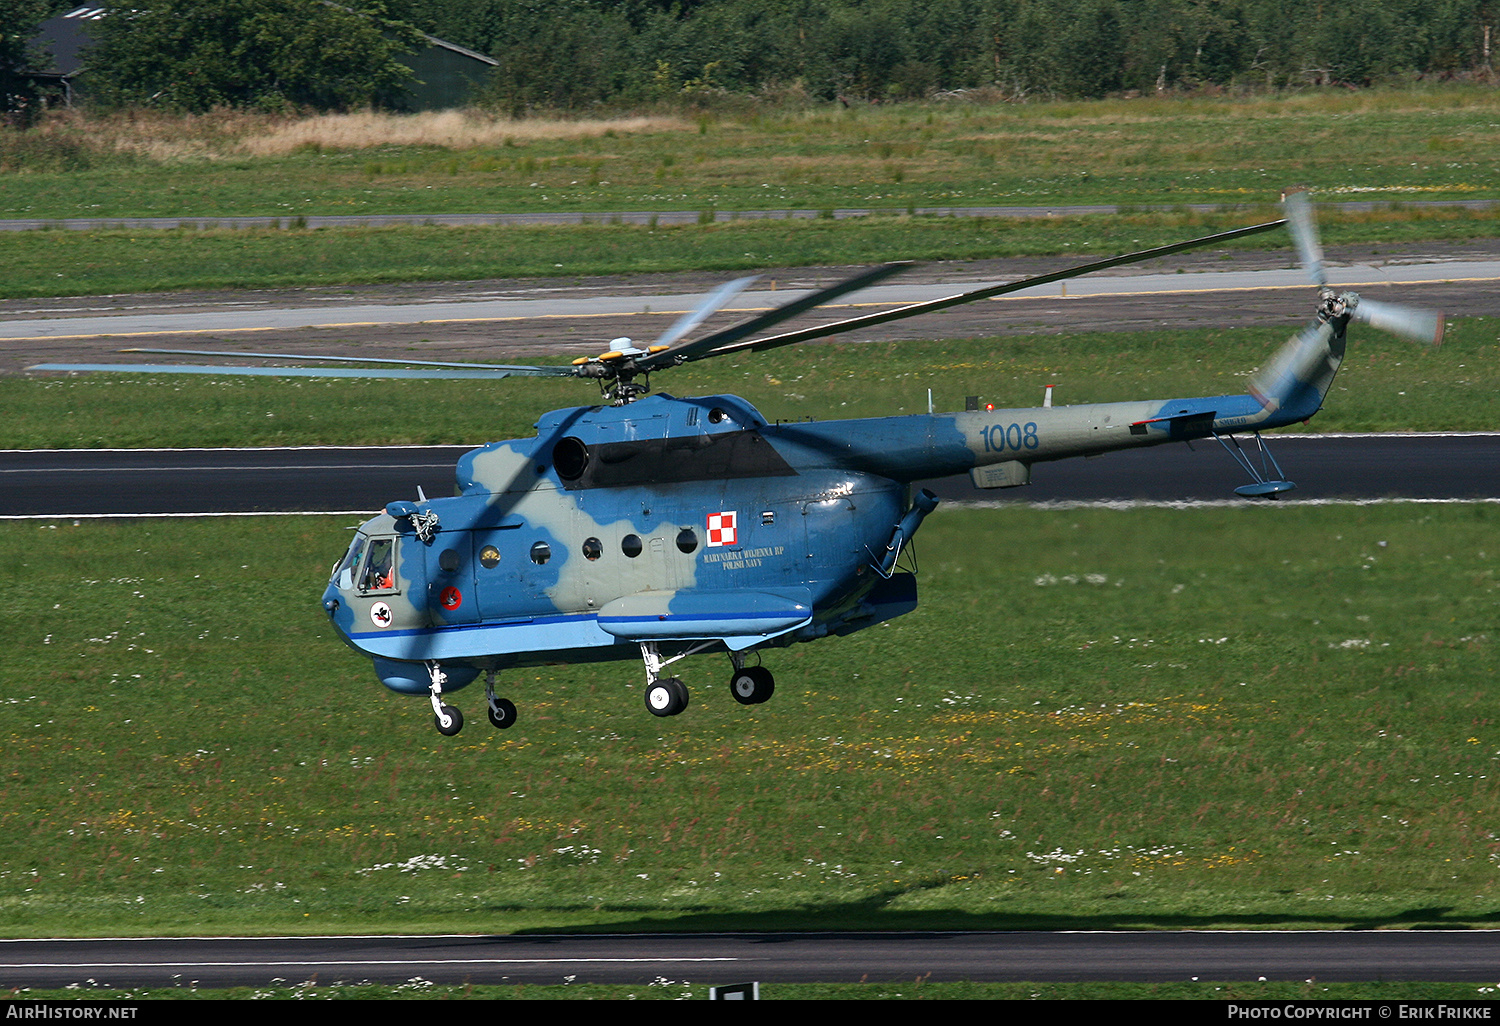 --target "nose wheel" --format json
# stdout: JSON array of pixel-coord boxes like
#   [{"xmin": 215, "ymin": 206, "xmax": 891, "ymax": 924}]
[
  {"xmin": 433, "ymin": 703, "xmax": 464, "ymax": 736},
  {"xmin": 425, "ymin": 664, "xmax": 521, "ymax": 735},
  {"xmin": 485, "ymin": 672, "xmax": 517, "ymax": 730}
]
